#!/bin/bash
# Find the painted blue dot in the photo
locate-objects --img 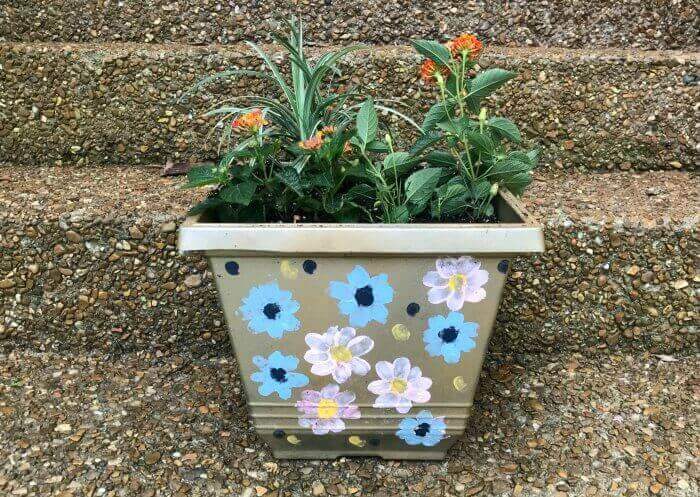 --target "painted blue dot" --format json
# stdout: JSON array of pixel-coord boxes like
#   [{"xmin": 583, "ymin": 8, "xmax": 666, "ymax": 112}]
[
  {"xmin": 225, "ymin": 261, "xmax": 239, "ymax": 275},
  {"xmin": 303, "ymin": 259, "xmax": 317, "ymax": 275},
  {"xmin": 273, "ymin": 429, "xmax": 285, "ymax": 439},
  {"xmin": 406, "ymin": 302, "xmax": 420, "ymax": 316},
  {"xmin": 497, "ymin": 260, "xmax": 509, "ymax": 274}
]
